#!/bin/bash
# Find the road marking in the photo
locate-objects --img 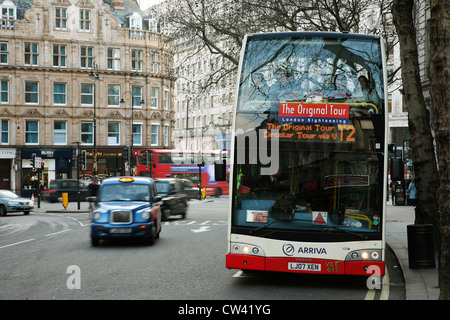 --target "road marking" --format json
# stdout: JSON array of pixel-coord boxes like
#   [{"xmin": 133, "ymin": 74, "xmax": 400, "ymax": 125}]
[
  {"xmin": 0, "ymin": 238, "xmax": 35, "ymax": 249},
  {"xmin": 365, "ymin": 268, "xmax": 390, "ymax": 300},
  {"xmin": 380, "ymin": 268, "xmax": 390, "ymax": 300},
  {"xmin": 191, "ymin": 226, "xmax": 211, "ymax": 233},
  {"xmin": 45, "ymin": 229, "xmax": 71, "ymax": 237}
]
